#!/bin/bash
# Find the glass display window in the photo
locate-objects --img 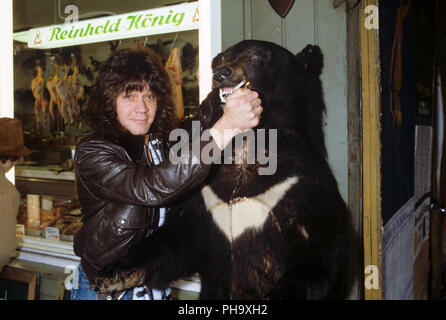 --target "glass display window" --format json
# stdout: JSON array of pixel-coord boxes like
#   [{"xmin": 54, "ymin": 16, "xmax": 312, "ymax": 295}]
[{"xmin": 14, "ymin": 31, "xmax": 199, "ymax": 172}]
